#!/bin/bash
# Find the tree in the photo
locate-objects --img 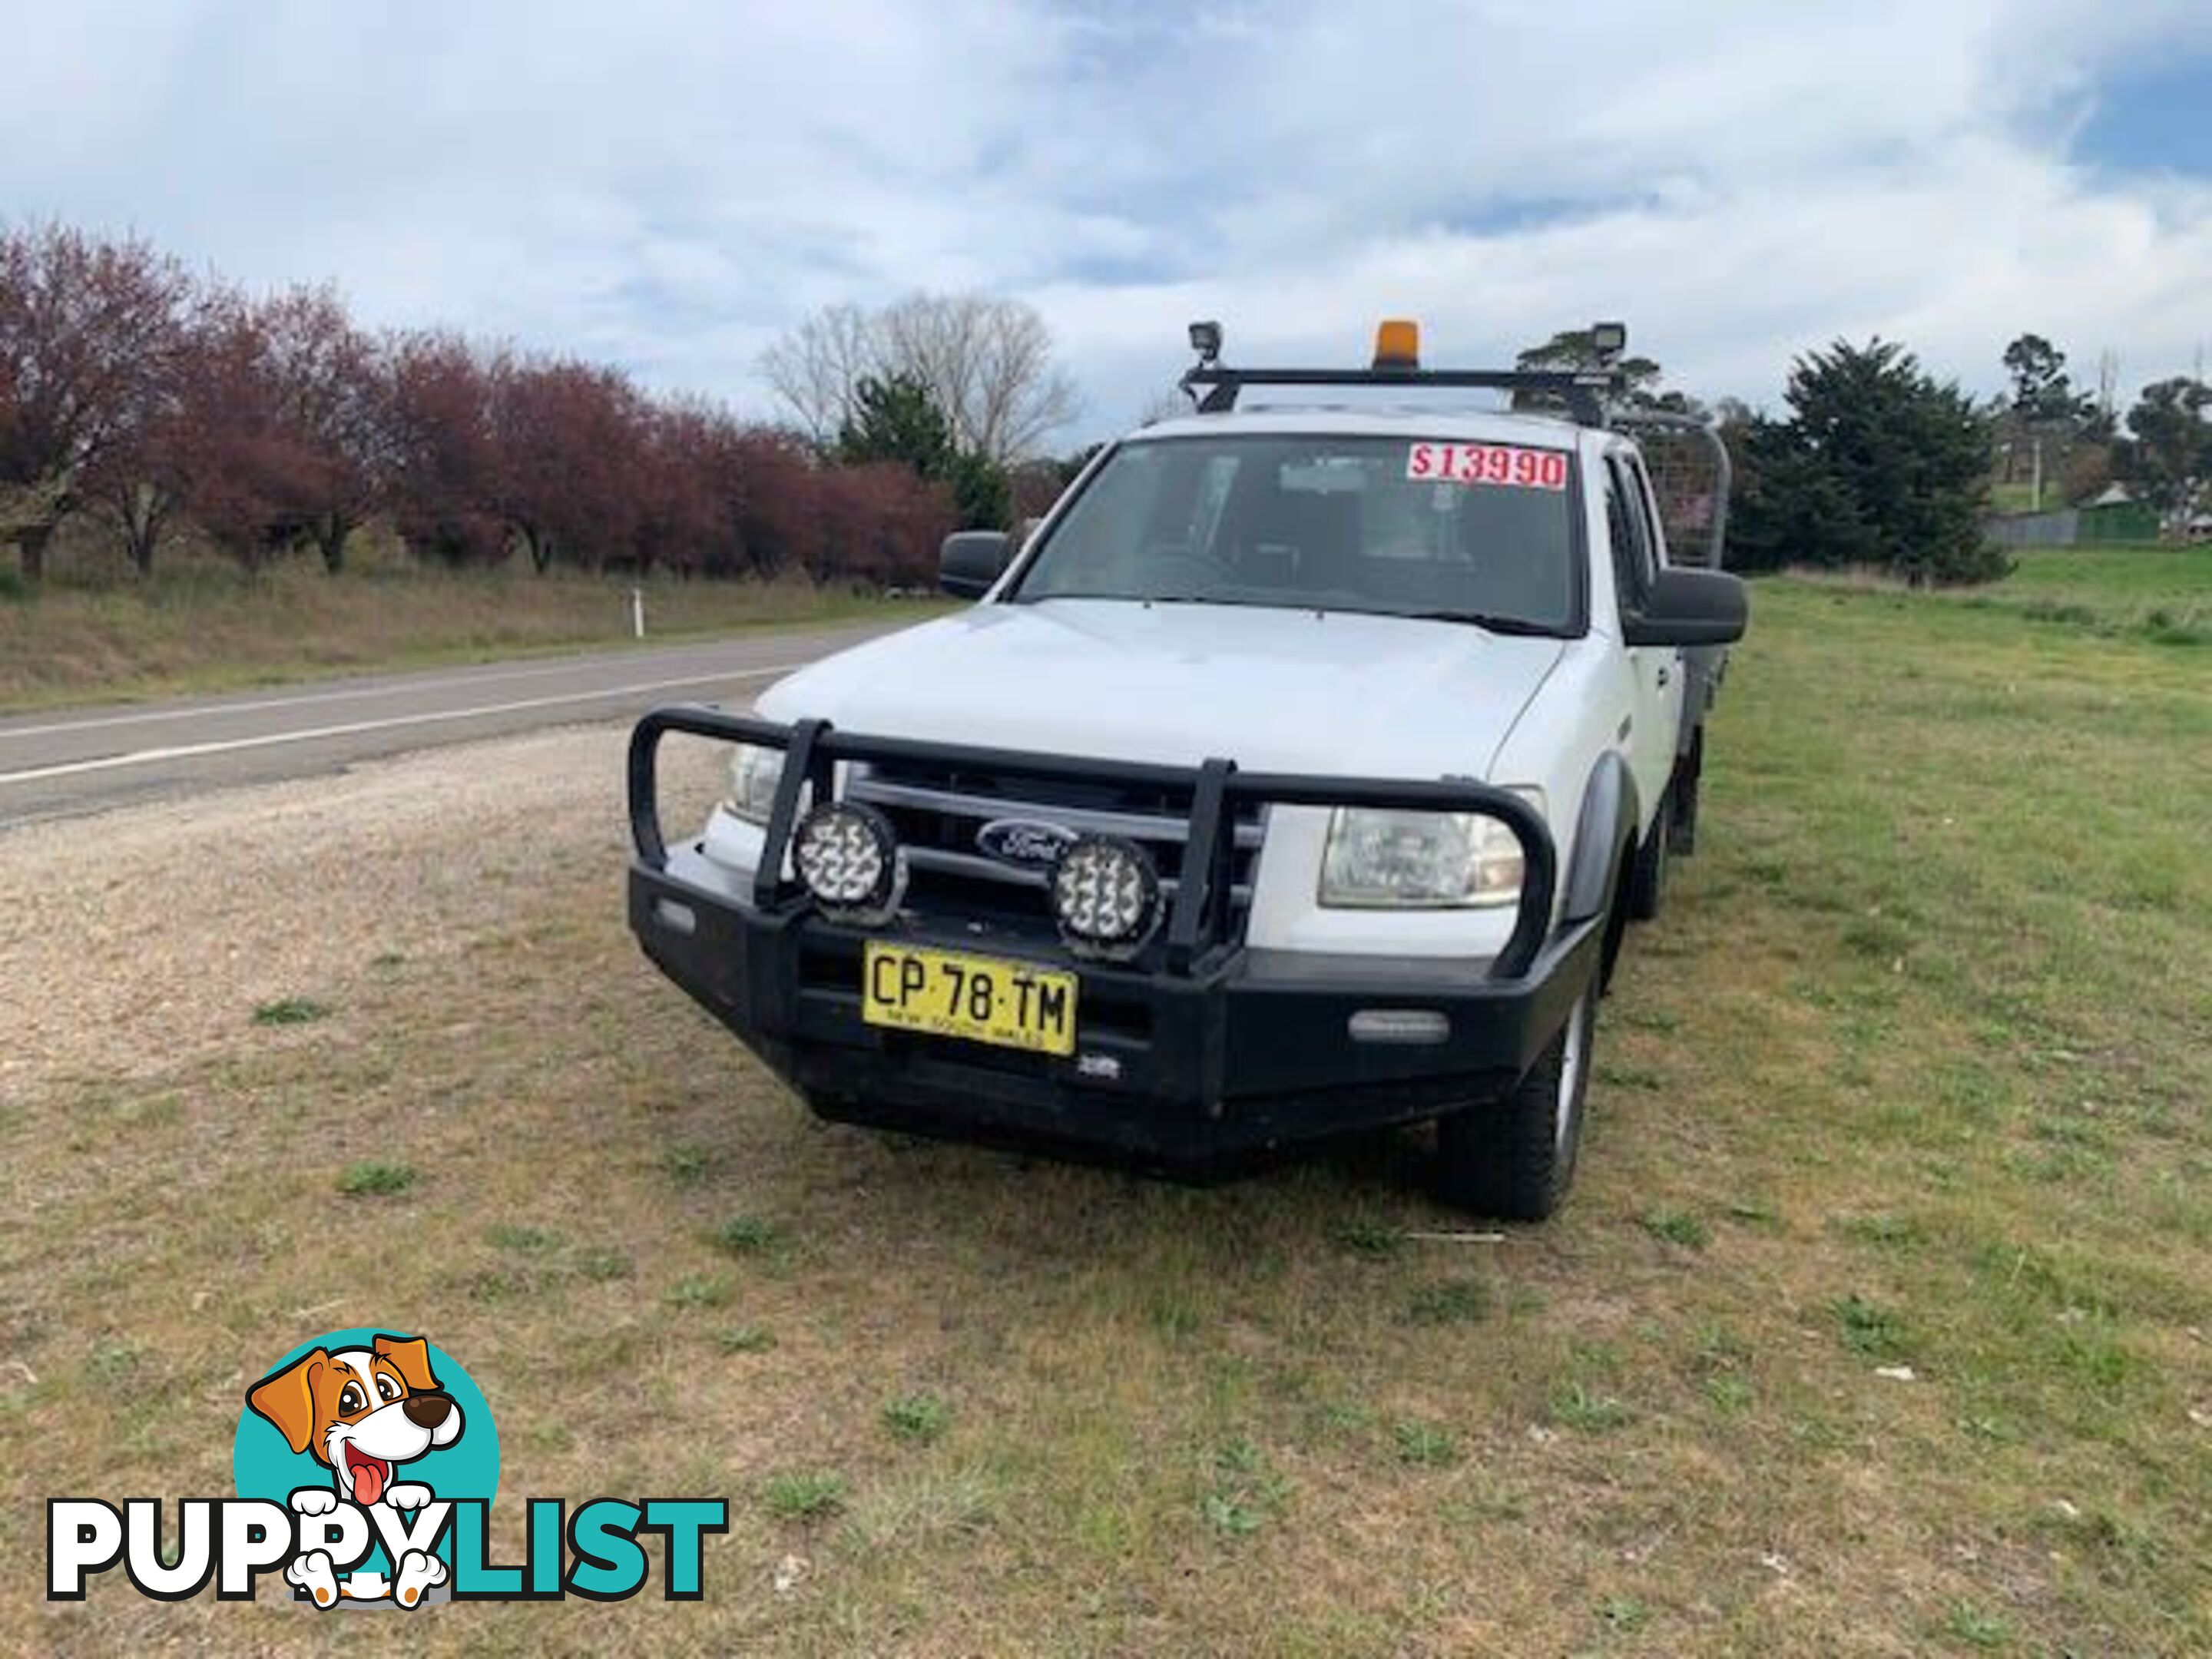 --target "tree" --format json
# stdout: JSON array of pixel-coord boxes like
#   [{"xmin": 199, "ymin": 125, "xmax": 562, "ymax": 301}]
[
  {"xmin": 2114, "ymin": 377, "xmax": 2210, "ymax": 518},
  {"xmin": 1511, "ymin": 328, "xmax": 1690, "ymax": 415},
  {"xmin": 942, "ymin": 445, "xmax": 1011, "ymax": 531},
  {"xmin": 0, "ymin": 224, "xmax": 193, "ymax": 577},
  {"xmin": 822, "ymin": 462, "xmax": 951, "ymax": 587},
  {"xmin": 487, "ymin": 353, "xmax": 649, "ymax": 573},
  {"xmin": 756, "ymin": 301, "xmax": 876, "ymax": 447},
  {"xmin": 729, "ymin": 428, "xmax": 824, "ymax": 578},
  {"xmin": 836, "ymin": 372, "xmax": 1008, "ymax": 529},
  {"xmin": 1993, "ymin": 333, "xmax": 2106, "ymax": 499},
  {"xmin": 4, "ymin": 217, "xmax": 988, "ymax": 590},
  {"xmin": 167, "ymin": 285, "xmax": 393, "ymax": 574},
  {"xmin": 836, "ymin": 372, "xmax": 958, "ymax": 473},
  {"xmin": 253, "ymin": 286, "xmax": 390, "ymax": 573},
  {"xmin": 634, "ymin": 399, "xmax": 750, "ymax": 578},
  {"xmin": 1730, "ymin": 338, "xmax": 2002, "ymax": 584},
  {"xmin": 2000, "ymin": 333, "xmax": 2092, "ymax": 423},
  {"xmin": 761, "ymin": 292, "xmax": 1079, "ymax": 465},
  {"xmin": 1009, "ymin": 457, "xmax": 1071, "ymax": 523},
  {"xmin": 382, "ymin": 330, "xmax": 503, "ymax": 565},
  {"xmin": 2060, "ymin": 442, "xmax": 2114, "ymax": 508},
  {"xmin": 74, "ymin": 276, "xmax": 216, "ymax": 576},
  {"xmin": 878, "ymin": 293, "xmax": 1080, "ymax": 464},
  {"xmin": 1054, "ymin": 442, "xmax": 1106, "ymax": 489}
]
